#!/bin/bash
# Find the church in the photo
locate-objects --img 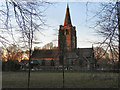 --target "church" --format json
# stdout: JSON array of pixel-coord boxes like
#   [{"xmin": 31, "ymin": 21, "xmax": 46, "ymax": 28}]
[{"xmin": 31, "ymin": 4, "xmax": 95, "ymax": 71}]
